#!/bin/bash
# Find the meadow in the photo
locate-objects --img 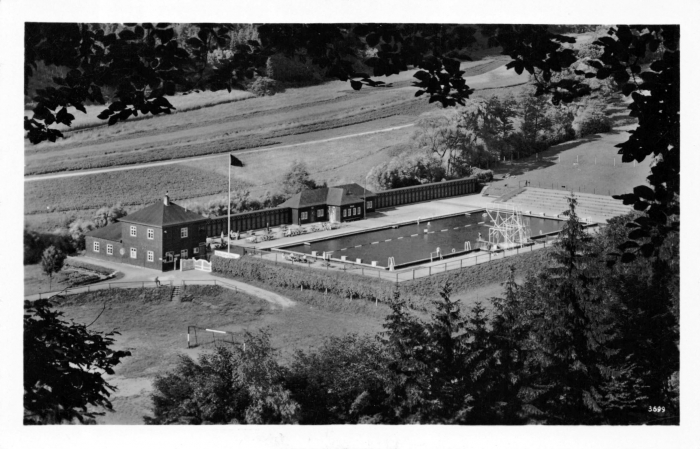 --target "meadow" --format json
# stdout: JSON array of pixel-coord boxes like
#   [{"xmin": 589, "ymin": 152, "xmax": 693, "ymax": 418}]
[
  {"xmin": 25, "ymin": 57, "xmax": 533, "ymax": 231},
  {"xmin": 24, "ymin": 58, "xmax": 527, "ymax": 176},
  {"xmin": 486, "ymin": 124, "xmax": 650, "ymax": 197},
  {"xmin": 56, "ymin": 285, "xmax": 388, "ymax": 424},
  {"xmin": 24, "ymin": 164, "xmax": 249, "ymax": 215}
]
